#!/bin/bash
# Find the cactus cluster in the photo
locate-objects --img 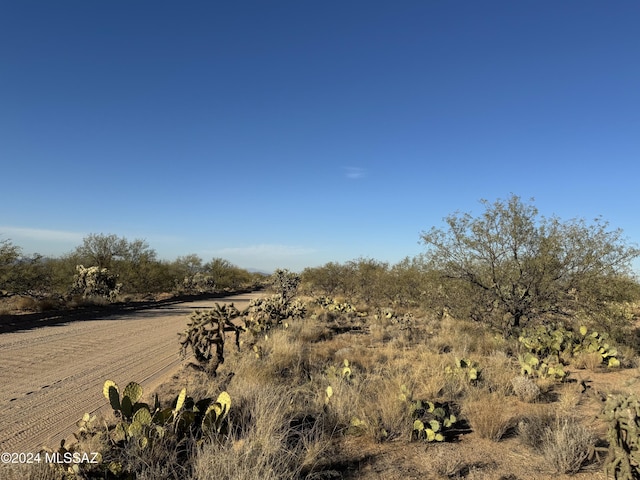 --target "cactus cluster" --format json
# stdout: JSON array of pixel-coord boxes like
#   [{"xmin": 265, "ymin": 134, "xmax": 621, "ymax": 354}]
[
  {"xmin": 517, "ymin": 324, "xmax": 620, "ymax": 379},
  {"xmin": 325, "ymin": 359, "xmax": 352, "ymax": 381},
  {"xmin": 178, "ymin": 303, "xmax": 242, "ymax": 376},
  {"xmin": 244, "ymin": 294, "xmax": 306, "ymax": 335},
  {"xmin": 42, "ymin": 381, "xmax": 231, "ymax": 479},
  {"xmin": 601, "ymin": 394, "xmax": 640, "ymax": 479},
  {"xmin": 270, "ymin": 268, "xmax": 301, "ymax": 303},
  {"xmin": 410, "ymin": 400, "xmax": 459, "ymax": 442},
  {"xmin": 445, "ymin": 358, "xmax": 481, "ymax": 384},
  {"xmin": 316, "ymin": 296, "xmax": 363, "ymax": 315},
  {"xmin": 103, "ymin": 380, "xmax": 231, "ymax": 448},
  {"xmin": 518, "ymin": 351, "xmax": 567, "ymax": 379},
  {"xmin": 71, "ymin": 265, "xmax": 121, "ymax": 300},
  {"xmin": 399, "ymin": 385, "xmax": 460, "ymax": 443},
  {"xmin": 575, "ymin": 326, "xmax": 620, "ymax": 368},
  {"xmin": 180, "ymin": 272, "xmax": 216, "ymax": 294}
]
